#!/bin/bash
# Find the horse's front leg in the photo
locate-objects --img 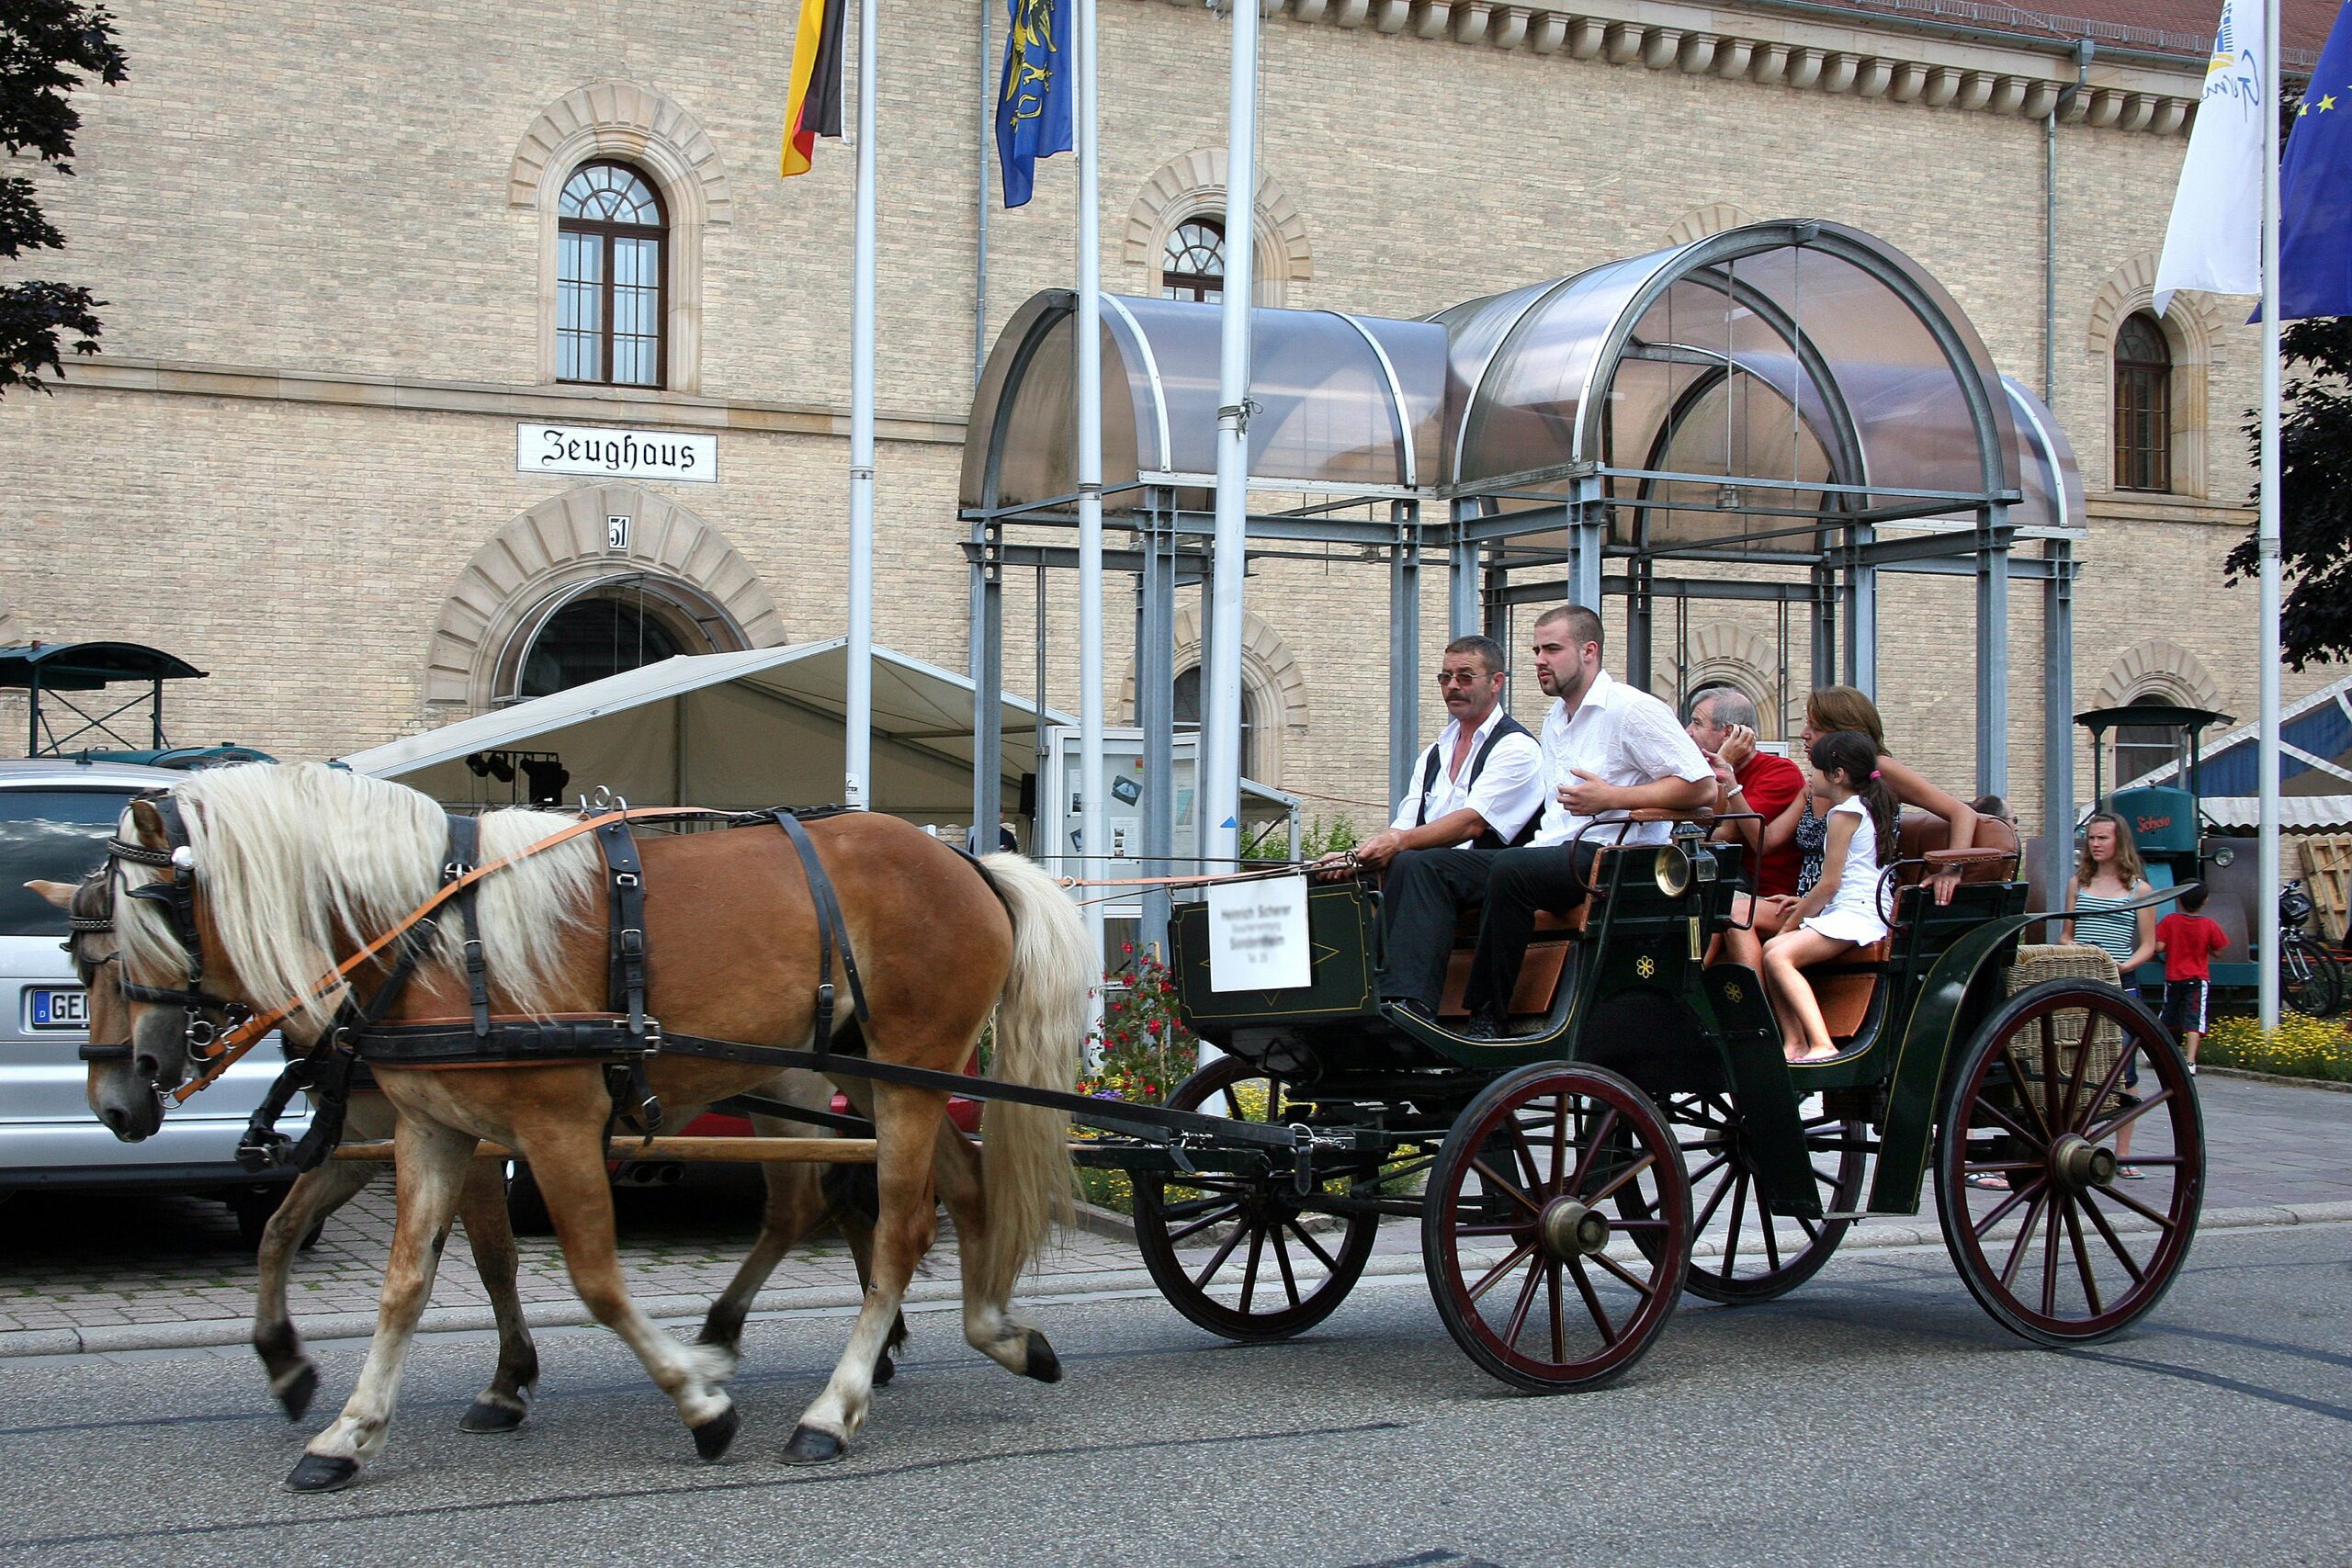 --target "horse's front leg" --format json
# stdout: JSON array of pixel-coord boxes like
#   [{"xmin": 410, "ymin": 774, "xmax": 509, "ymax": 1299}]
[
  {"xmin": 521, "ymin": 1116, "xmax": 741, "ymax": 1461},
  {"xmin": 454, "ymin": 1154, "xmax": 539, "ymax": 1434},
  {"xmin": 252, "ymin": 1157, "xmax": 378, "ymax": 1422},
  {"xmin": 286, "ymin": 1115, "xmax": 476, "ymax": 1493},
  {"xmin": 784, "ymin": 1081, "xmax": 946, "ymax": 1464}
]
